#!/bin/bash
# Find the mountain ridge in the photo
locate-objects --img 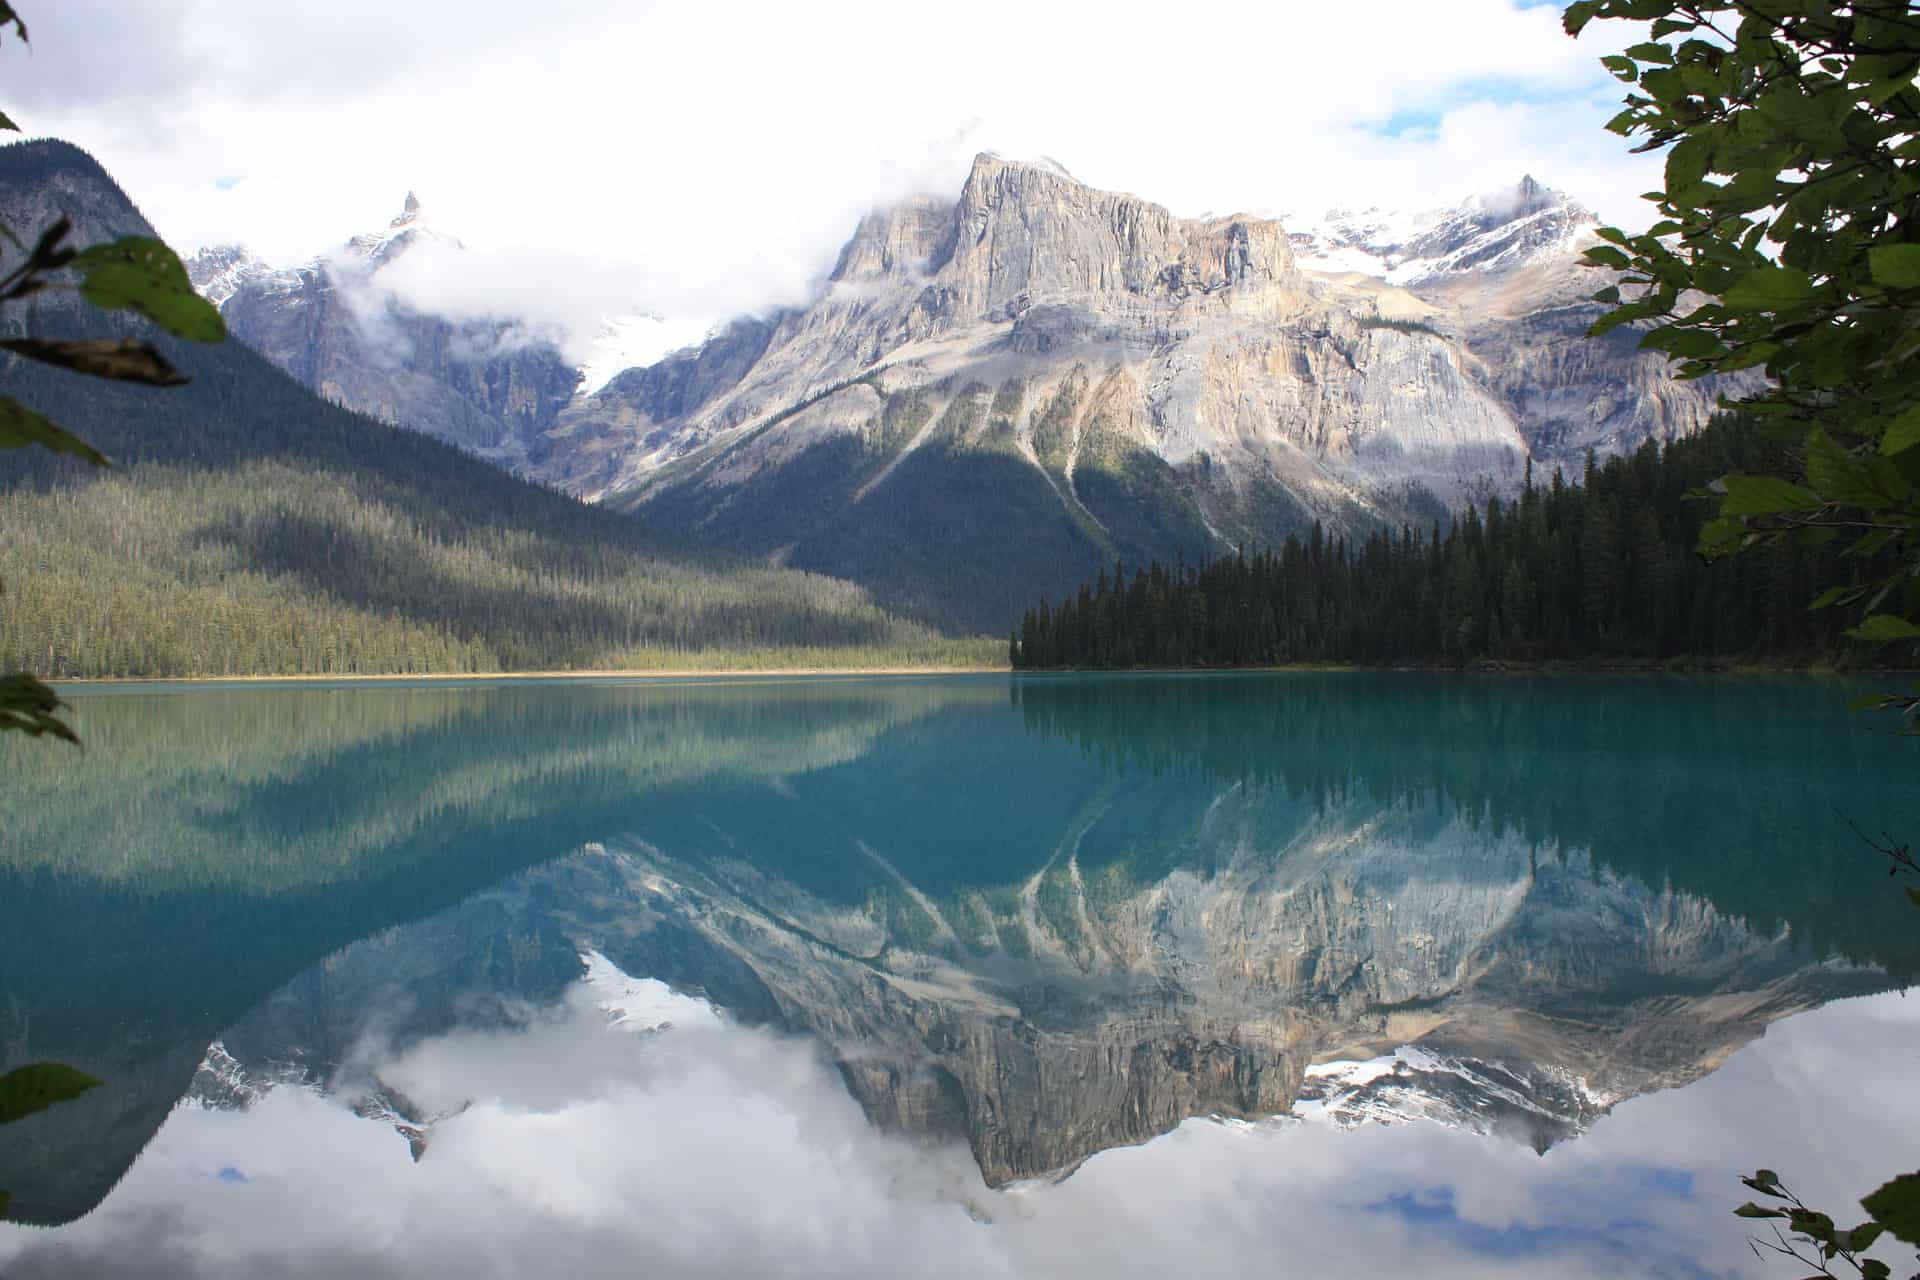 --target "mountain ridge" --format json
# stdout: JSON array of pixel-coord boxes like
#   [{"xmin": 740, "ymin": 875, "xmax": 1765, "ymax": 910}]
[
  {"xmin": 523, "ymin": 154, "xmax": 1731, "ymax": 629},
  {"xmin": 0, "ymin": 138, "xmax": 960, "ymax": 676}
]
